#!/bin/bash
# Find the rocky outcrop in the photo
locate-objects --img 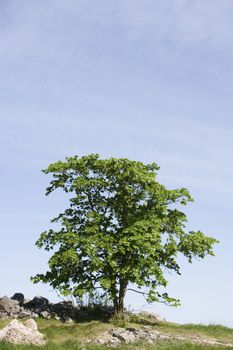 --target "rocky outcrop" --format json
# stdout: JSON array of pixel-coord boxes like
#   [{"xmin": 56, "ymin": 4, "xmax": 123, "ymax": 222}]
[
  {"xmin": 0, "ymin": 293, "xmax": 116, "ymax": 322},
  {"xmin": 0, "ymin": 319, "xmax": 46, "ymax": 346},
  {"xmin": 0, "ymin": 294, "xmax": 75, "ymax": 322},
  {"xmin": 95, "ymin": 327, "xmax": 159, "ymax": 346},
  {"xmin": 94, "ymin": 327, "xmax": 233, "ymax": 347},
  {"xmin": 0, "ymin": 296, "xmax": 20, "ymax": 318}
]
